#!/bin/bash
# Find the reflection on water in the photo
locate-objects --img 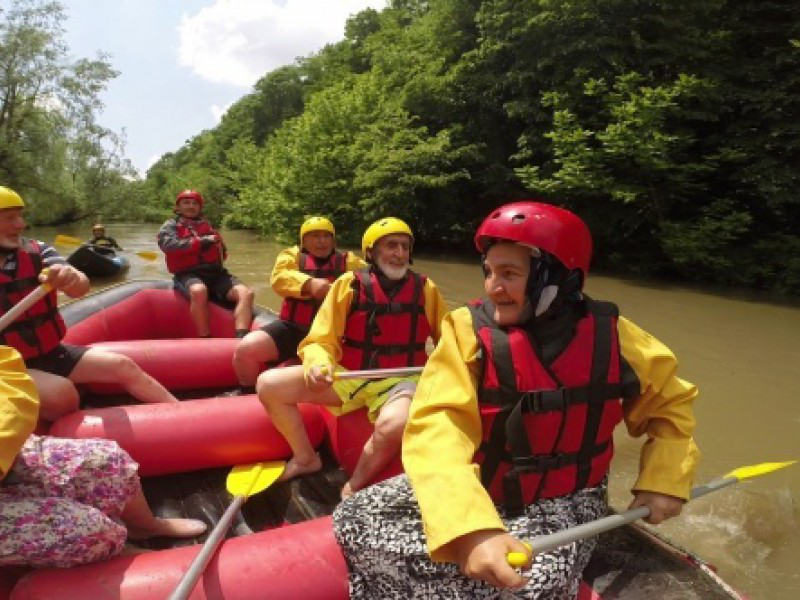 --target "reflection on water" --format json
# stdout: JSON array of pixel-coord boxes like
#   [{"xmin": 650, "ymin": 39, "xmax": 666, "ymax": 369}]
[{"xmin": 29, "ymin": 222, "xmax": 800, "ymax": 599}]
